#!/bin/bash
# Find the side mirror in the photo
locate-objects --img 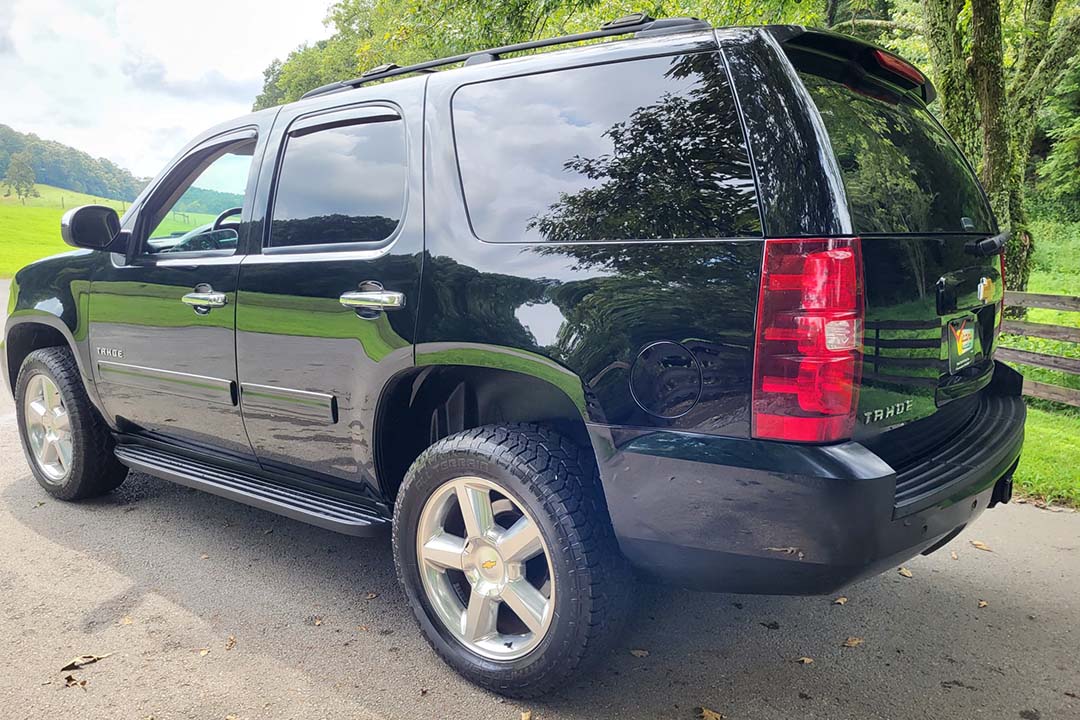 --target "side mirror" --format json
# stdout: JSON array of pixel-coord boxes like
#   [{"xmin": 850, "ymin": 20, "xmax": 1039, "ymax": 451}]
[{"xmin": 60, "ymin": 205, "xmax": 122, "ymax": 250}]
